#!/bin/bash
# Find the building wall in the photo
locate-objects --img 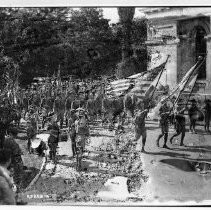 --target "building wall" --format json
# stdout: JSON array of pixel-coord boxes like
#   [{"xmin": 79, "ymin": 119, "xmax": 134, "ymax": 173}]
[
  {"xmin": 148, "ymin": 44, "xmax": 178, "ymax": 88},
  {"xmin": 177, "ymin": 17, "xmax": 210, "ymax": 82},
  {"xmin": 143, "ymin": 7, "xmax": 211, "ymax": 21},
  {"xmin": 144, "ymin": 7, "xmax": 211, "ymax": 100},
  {"xmin": 147, "ymin": 21, "xmax": 178, "ymax": 88}
]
